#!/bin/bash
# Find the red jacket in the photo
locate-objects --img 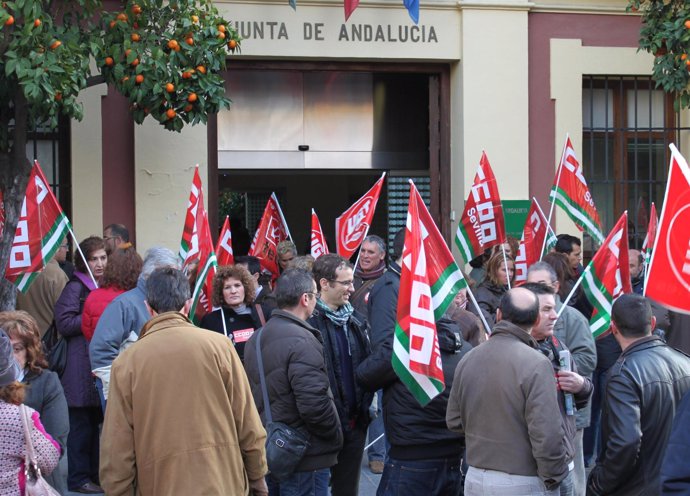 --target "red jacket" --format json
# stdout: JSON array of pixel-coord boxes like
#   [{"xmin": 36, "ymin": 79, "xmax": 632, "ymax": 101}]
[{"xmin": 81, "ymin": 287, "xmax": 125, "ymax": 341}]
